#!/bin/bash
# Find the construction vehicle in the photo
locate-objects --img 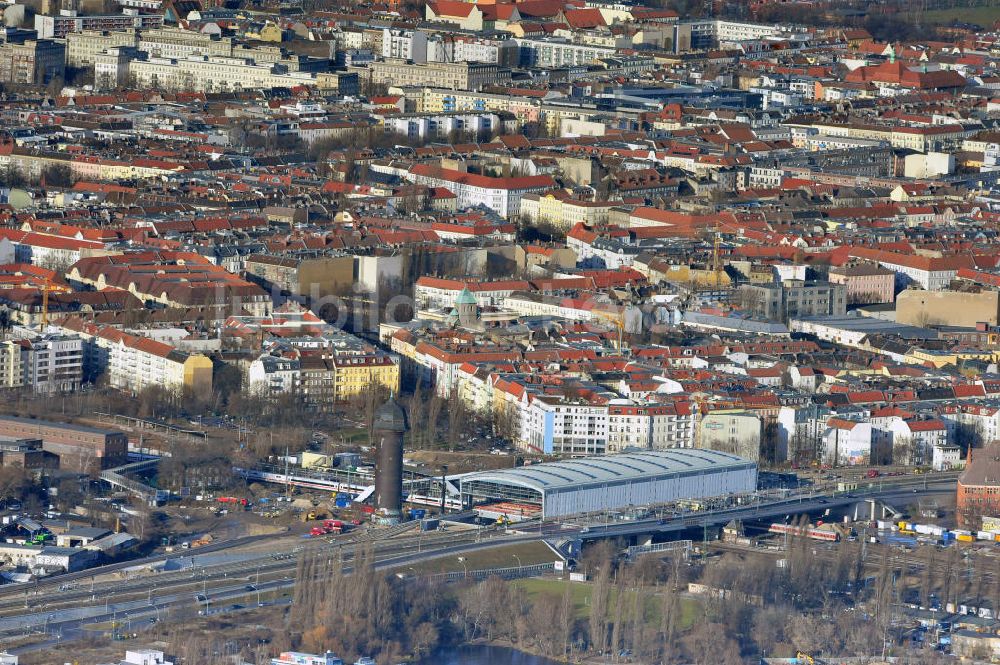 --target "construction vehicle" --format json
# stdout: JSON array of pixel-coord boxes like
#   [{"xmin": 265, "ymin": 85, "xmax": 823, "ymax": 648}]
[
  {"xmin": 310, "ymin": 519, "xmax": 346, "ymax": 537},
  {"xmin": 796, "ymin": 652, "xmax": 814, "ymax": 665}
]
